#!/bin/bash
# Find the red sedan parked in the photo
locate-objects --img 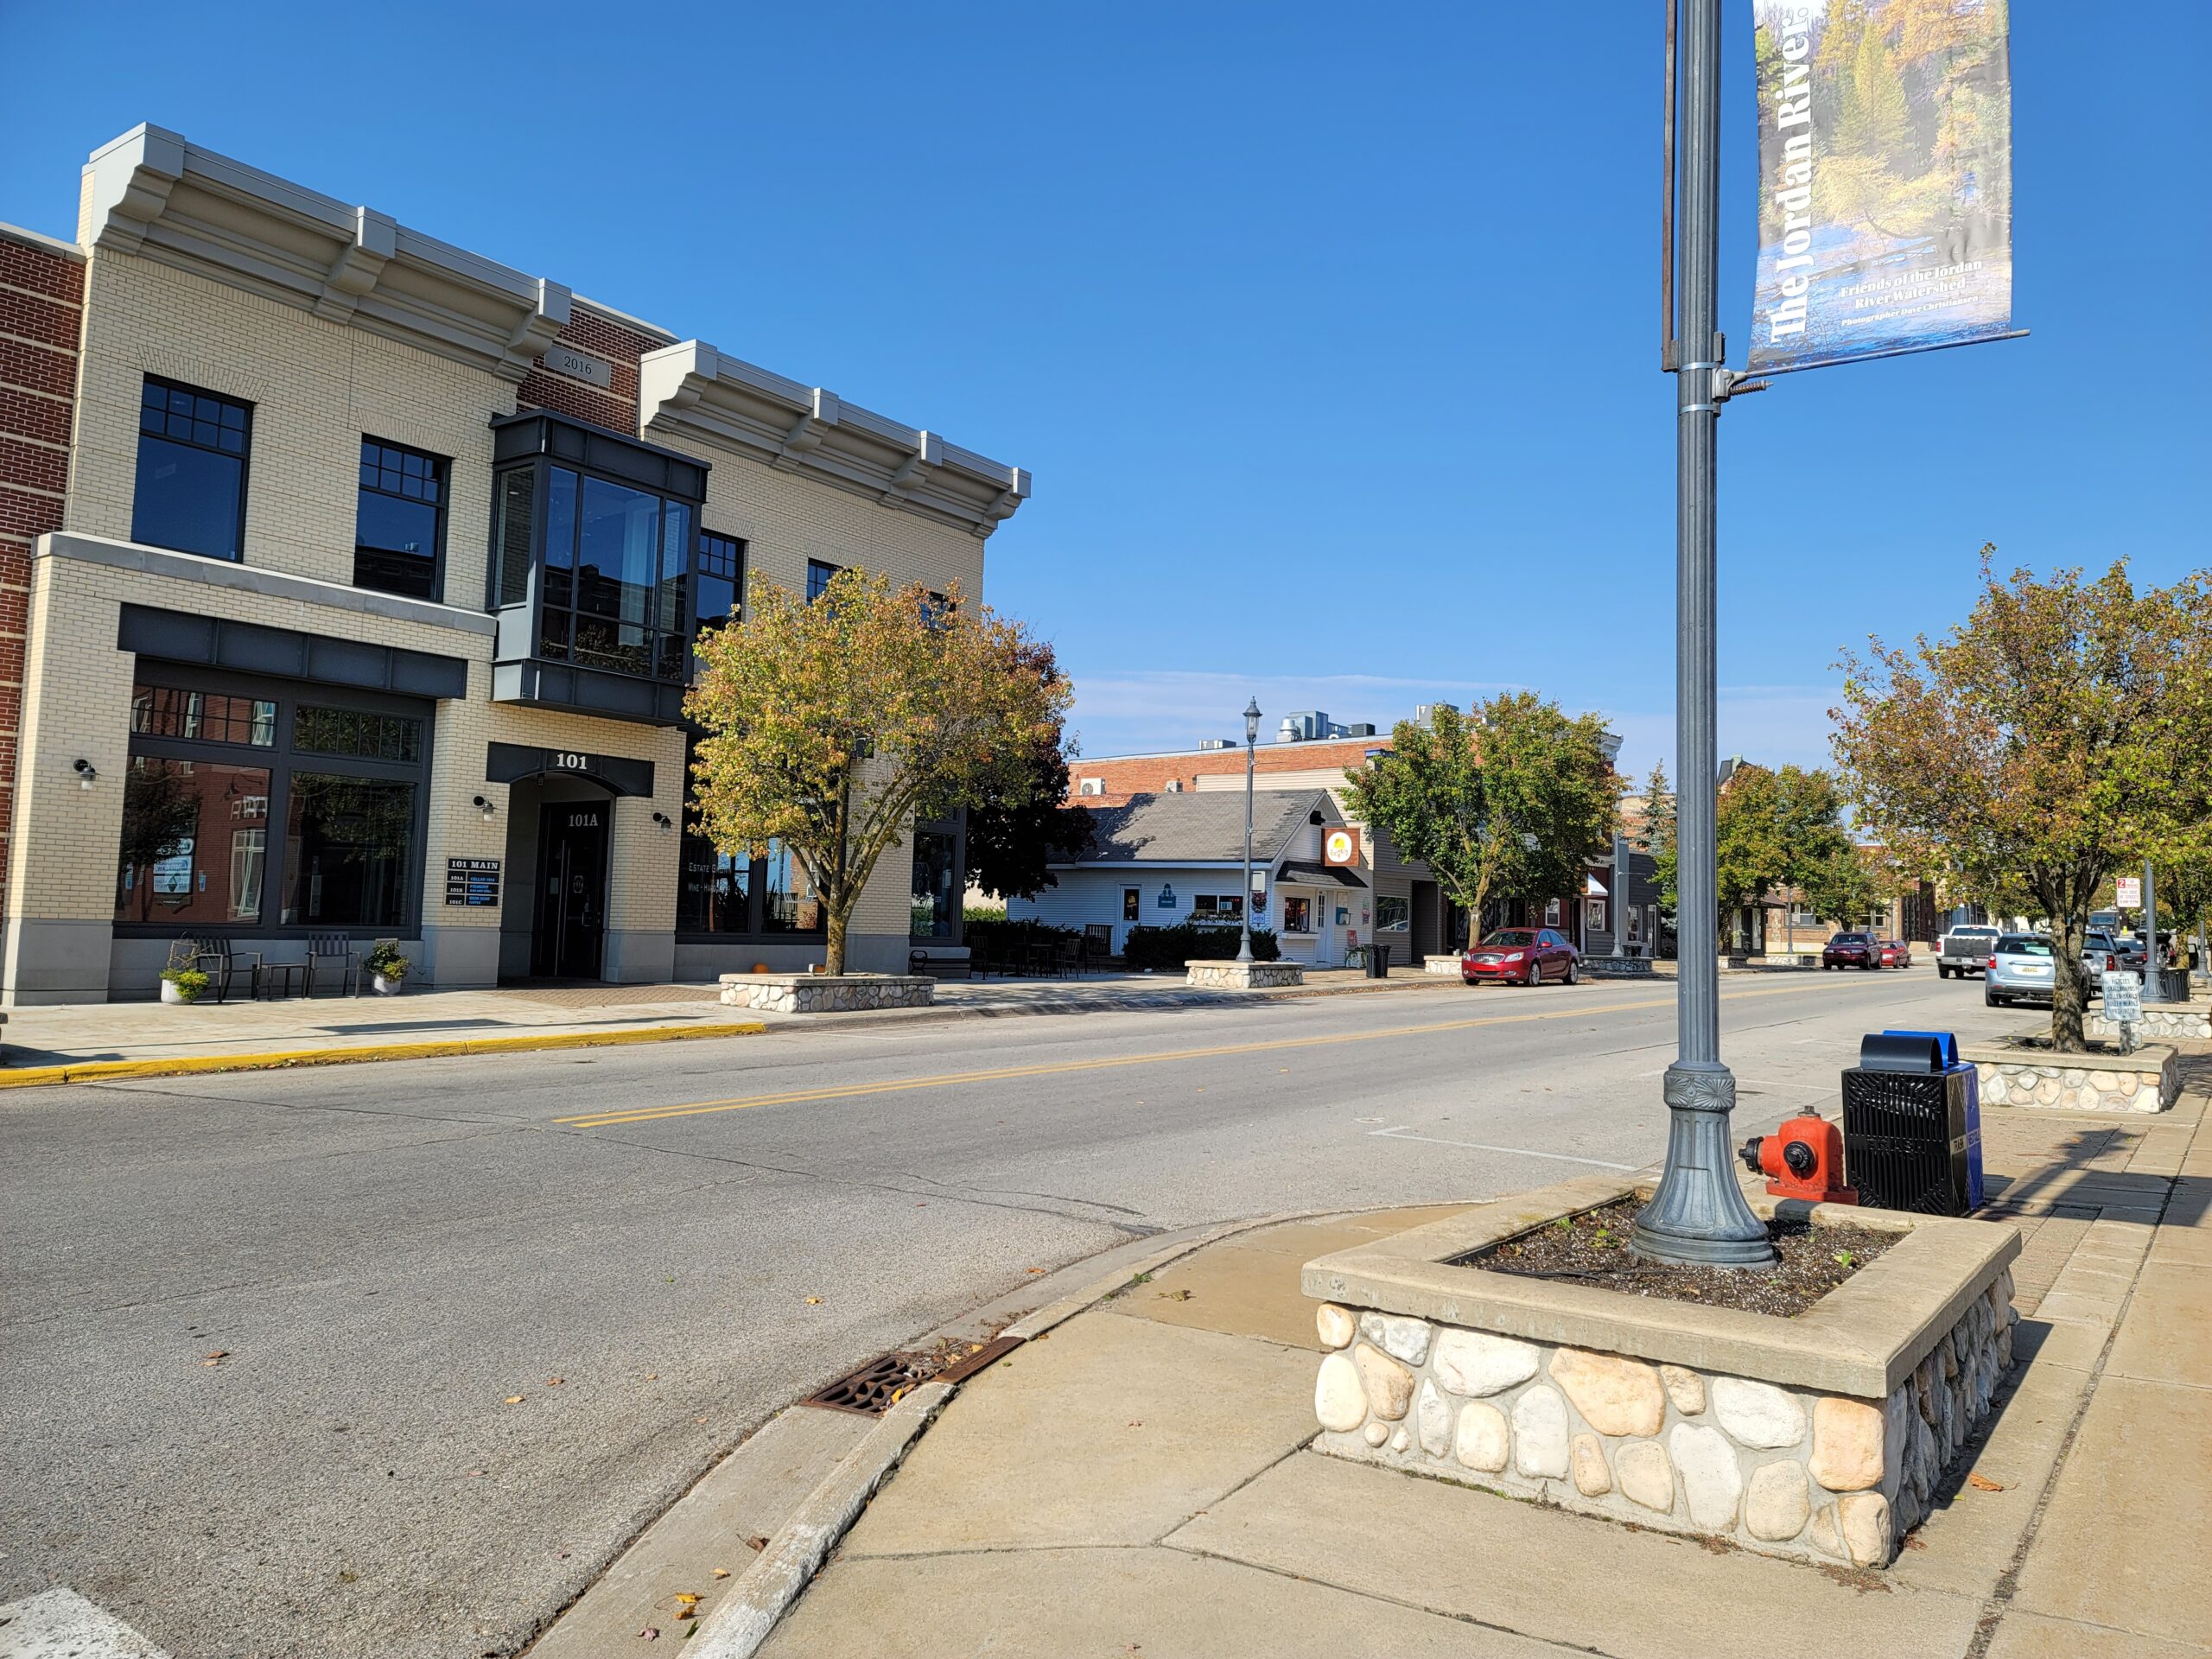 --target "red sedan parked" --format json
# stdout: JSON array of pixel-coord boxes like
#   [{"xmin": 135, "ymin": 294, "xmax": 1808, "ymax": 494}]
[
  {"xmin": 1821, "ymin": 931, "xmax": 1878, "ymax": 969},
  {"xmin": 1879, "ymin": 939, "xmax": 1913, "ymax": 968},
  {"xmin": 1463, "ymin": 927, "xmax": 1581, "ymax": 987}
]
